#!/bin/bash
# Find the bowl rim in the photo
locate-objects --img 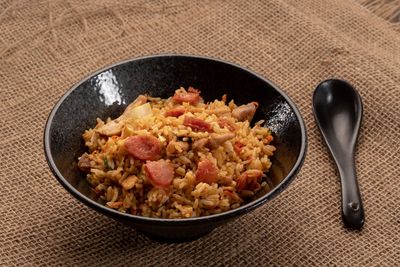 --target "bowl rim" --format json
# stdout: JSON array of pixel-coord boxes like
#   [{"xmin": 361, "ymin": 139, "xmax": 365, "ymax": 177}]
[{"xmin": 44, "ymin": 53, "xmax": 307, "ymax": 225}]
